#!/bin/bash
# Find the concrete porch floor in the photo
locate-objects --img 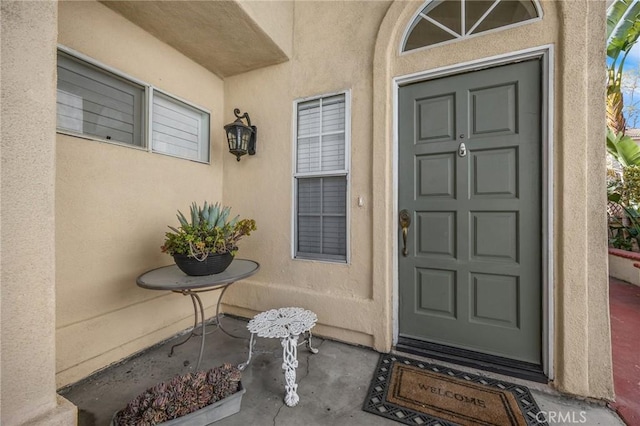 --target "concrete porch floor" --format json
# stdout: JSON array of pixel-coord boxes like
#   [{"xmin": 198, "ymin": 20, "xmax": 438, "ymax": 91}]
[{"xmin": 60, "ymin": 316, "xmax": 624, "ymax": 426}]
